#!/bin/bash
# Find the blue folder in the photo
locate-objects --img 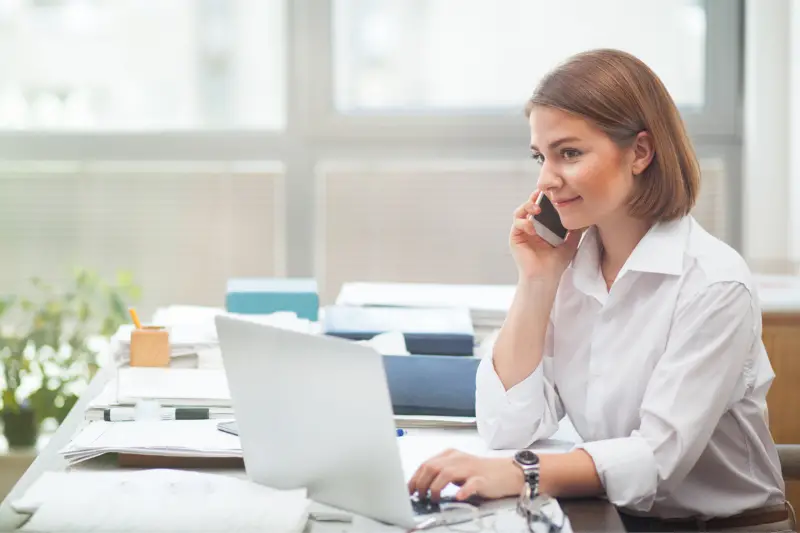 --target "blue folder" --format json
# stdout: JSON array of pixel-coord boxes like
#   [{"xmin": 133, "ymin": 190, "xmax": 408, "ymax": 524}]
[{"xmin": 383, "ymin": 354, "xmax": 480, "ymax": 417}]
